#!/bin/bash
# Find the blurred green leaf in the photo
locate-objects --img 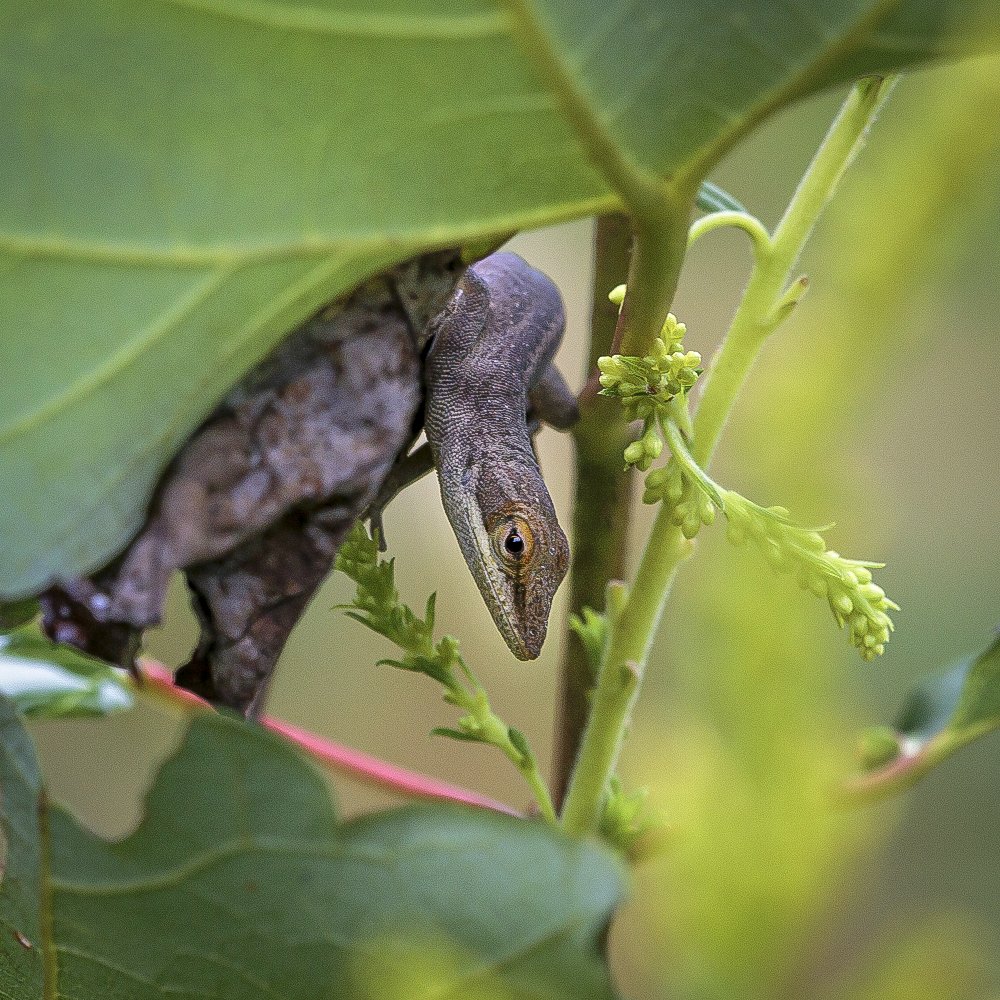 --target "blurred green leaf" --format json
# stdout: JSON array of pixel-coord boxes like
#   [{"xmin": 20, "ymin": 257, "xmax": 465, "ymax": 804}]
[
  {"xmin": 0, "ymin": 598, "xmax": 39, "ymax": 632},
  {"xmin": 2, "ymin": 1, "xmax": 994, "ymax": 597},
  {"xmin": 900, "ymin": 634, "xmax": 1000, "ymax": 742},
  {"xmin": 0, "ymin": 625, "xmax": 132, "ymax": 718},
  {"xmin": 0, "ymin": 699, "xmax": 626, "ymax": 998},
  {"xmin": 846, "ymin": 633, "xmax": 1000, "ymax": 801}
]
